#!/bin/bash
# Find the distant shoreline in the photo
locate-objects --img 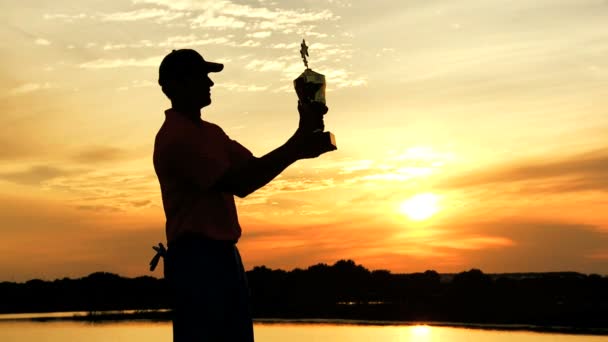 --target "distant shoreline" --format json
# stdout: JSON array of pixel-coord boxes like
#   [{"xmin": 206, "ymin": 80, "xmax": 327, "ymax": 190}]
[
  {"xmin": 3, "ymin": 263, "xmax": 606, "ymax": 335},
  {"xmin": 1, "ymin": 310, "xmax": 607, "ymax": 336}
]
